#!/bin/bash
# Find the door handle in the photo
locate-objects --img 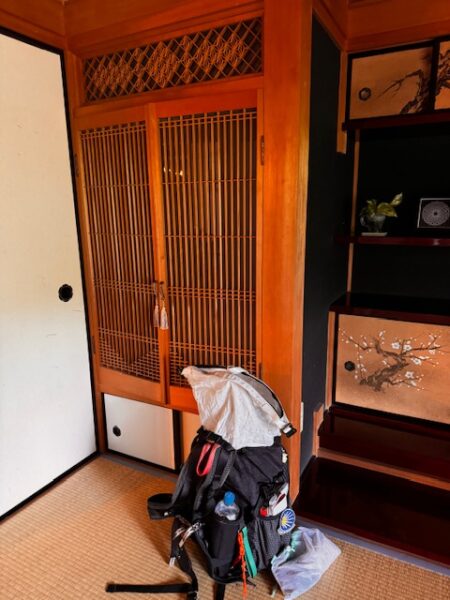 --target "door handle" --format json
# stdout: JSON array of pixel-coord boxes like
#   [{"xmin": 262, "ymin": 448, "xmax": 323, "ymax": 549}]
[{"xmin": 58, "ymin": 284, "xmax": 73, "ymax": 302}]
